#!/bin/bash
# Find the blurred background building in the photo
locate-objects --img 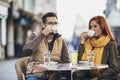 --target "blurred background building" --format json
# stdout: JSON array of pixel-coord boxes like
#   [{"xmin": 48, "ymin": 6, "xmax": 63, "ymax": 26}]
[
  {"xmin": 0, "ymin": 0, "xmax": 57, "ymax": 60},
  {"xmin": 0, "ymin": 0, "xmax": 9, "ymax": 60},
  {"xmin": 104, "ymin": 0, "xmax": 120, "ymax": 56},
  {"xmin": 0, "ymin": 0, "xmax": 120, "ymax": 60}
]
